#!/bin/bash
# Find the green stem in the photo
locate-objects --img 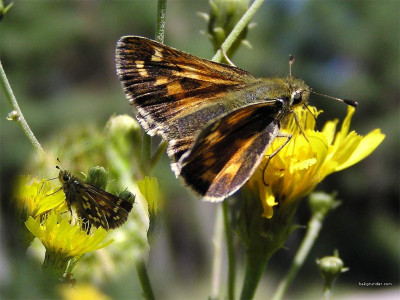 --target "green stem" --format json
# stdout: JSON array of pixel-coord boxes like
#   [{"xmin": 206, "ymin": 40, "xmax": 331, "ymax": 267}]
[
  {"xmin": 42, "ymin": 250, "xmax": 71, "ymax": 279},
  {"xmin": 240, "ymin": 247, "xmax": 271, "ymax": 300},
  {"xmin": 212, "ymin": 0, "xmax": 265, "ymax": 62},
  {"xmin": 150, "ymin": 141, "xmax": 167, "ymax": 170},
  {"xmin": 271, "ymin": 211, "xmax": 325, "ymax": 300},
  {"xmin": 140, "ymin": 0, "xmax": 167, "ymax": 175},
  {"xmin": 223, "ymin": 200, "xmax": 235, "ymax": 300},
  {"xmin": 135, "ymin": 257, "xmax": 156, "ymax": 300},
  {"xmin": 156, "ymin": 0, "xmax": 167, "ymax": 43},
  {"xmin": 140, "ymin": 131, "xmax": 152, "ymax": 175},
  {"xmin": 323, "ymin": 286, "xmax": 331, "ymax": 300},
  {"xmin": 0, "ymin": 61, "xmax": 45, "ymax": 158},
  {"xmin": 210, "ymin": 205, "xmax": 224, "ymax": 300}
]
